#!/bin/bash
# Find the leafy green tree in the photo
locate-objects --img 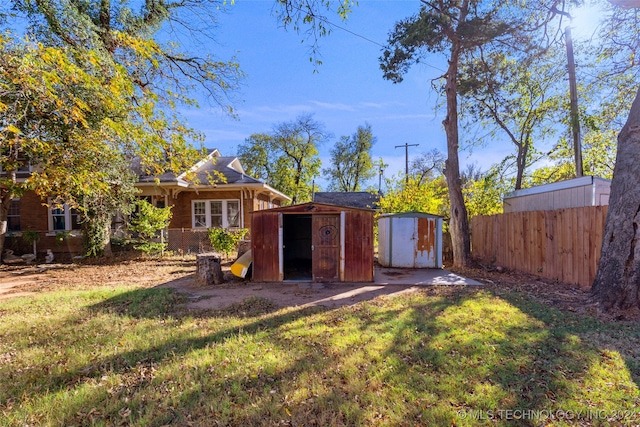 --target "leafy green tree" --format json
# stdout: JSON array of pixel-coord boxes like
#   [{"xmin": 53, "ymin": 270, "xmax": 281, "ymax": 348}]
[
  {"xmin": 1, "ymin": 0, "xmax": 246, "ymax": 256},
  {"xmin": 238, "ymin": 114, "xmax": 327, "ymax": 204},
  {"xmin": 0, "ymin": 33, "xmax": 141, "ymax": 257},
  {"xmin": 379, "ymin": 175, "xmax": 447, "ymax": 216},
  {"xmin": 129, "ymin": 199, "xmax": 172, "ymax": 256},
  {"xmin": 380, "ymin": 0, "xmax": 552, "ymax": 267},
  {"xmin": 324, "ymin": 124, "xmax": 376, "ymax": 192},
  {"xmin": 276, "ymin": 114, "xmax": 327, "ymax": 203},
  {"xmin": 458, "ymin": 48, "xmax": 565, "ymax": 189},
  {"xmin": 79, "ymin": 154, "xmax": 139, "ymax": 257},
  {"xmin": 463, "ymin": 171, "xmax": 505, "ymax": 218},
  {"xmin": 588, "ymin": 2, "xmax": 640, "ymax": 310},
  {"xmin": 238, "ymin": 133, "xmax": 297, "ymax": 199}
]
